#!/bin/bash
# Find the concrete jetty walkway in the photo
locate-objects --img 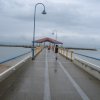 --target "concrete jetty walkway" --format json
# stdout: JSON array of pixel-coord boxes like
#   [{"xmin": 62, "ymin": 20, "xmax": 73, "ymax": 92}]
[{"xmin": 0, "ymin": 49, "xmax": 100, "ymax": 100}]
